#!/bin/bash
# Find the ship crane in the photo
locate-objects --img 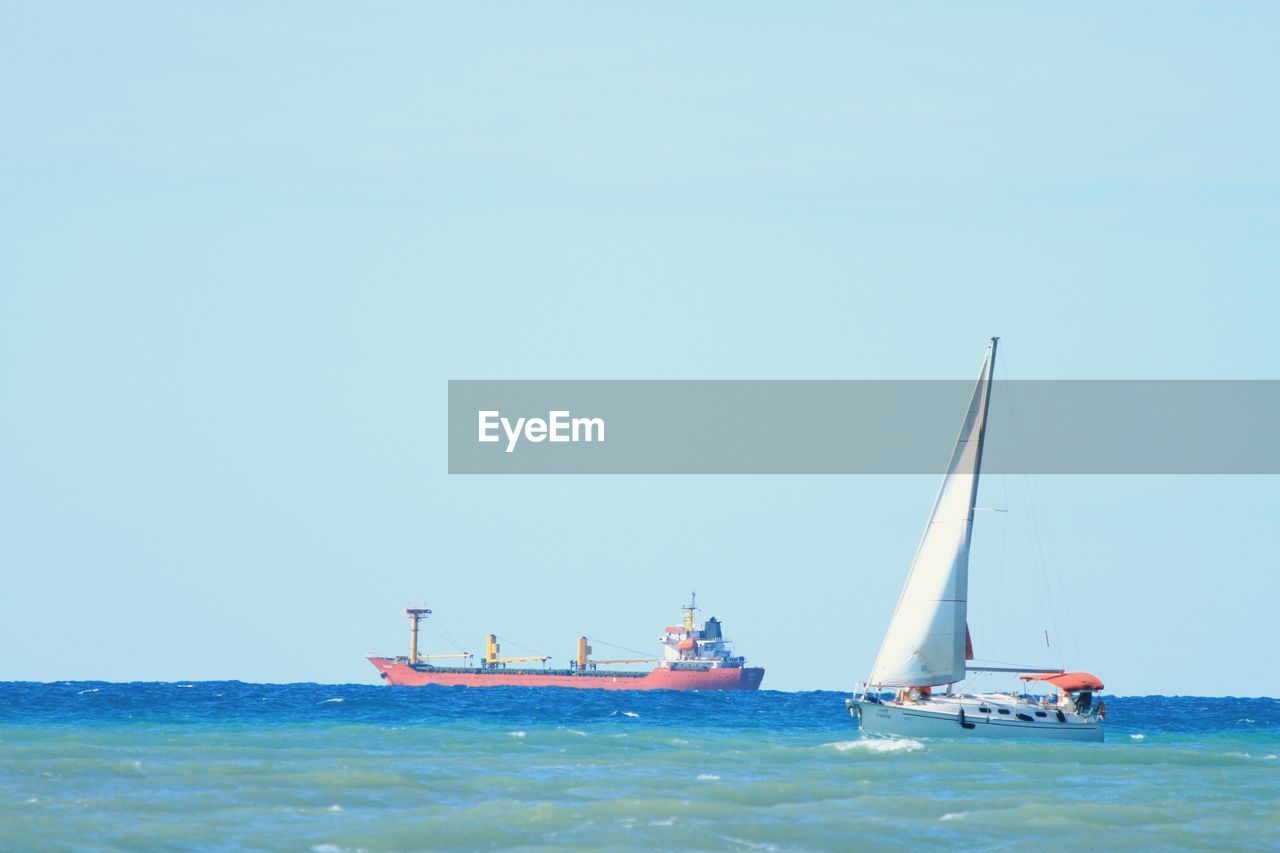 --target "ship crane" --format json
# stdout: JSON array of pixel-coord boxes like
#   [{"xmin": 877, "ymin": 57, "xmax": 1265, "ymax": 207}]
[
  {"xmin": 484, "ymin": 634, "xmax": 550, "ymax": 668},
  {"xmin": 404, "ymin": 608, "xmax": 474, "ymax": 666},
  {"xmin": 574, "ymin": 636, "xmax": 659, "ymax": 670}
]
